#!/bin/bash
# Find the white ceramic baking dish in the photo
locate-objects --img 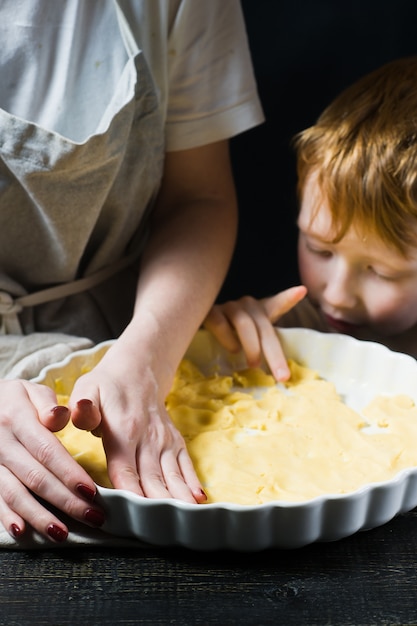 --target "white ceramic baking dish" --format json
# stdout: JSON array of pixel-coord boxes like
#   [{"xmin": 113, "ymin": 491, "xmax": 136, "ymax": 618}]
[{"xmin": 32, "ymin": 328, "xmax": 417, "ymax": 551}]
